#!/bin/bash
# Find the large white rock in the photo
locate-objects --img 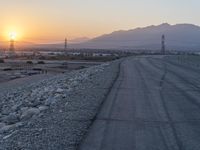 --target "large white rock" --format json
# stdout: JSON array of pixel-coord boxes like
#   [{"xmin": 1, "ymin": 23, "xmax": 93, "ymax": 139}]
[
  {"xmin": 21, "ymin": 108, "xmax": 40, "ymax": 121},
  {"xmin": 38, "ymin": 106, "xmax": 48, "ymax": 111},
  {"xmin": 2, "ymin": 113, "xmax": 19, "ymax": 125},
  {"xmin": 0, "ymin": 124, "xmax": 15, "ymax": 134},
  {"xmin": 56, "ymin": 88, "xmax": 64, "ymax": 93},
  {"xmin": 45, "ymin": 98, "xmax": 56, "ymax": 106}
]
